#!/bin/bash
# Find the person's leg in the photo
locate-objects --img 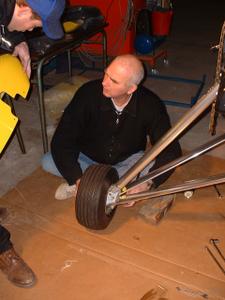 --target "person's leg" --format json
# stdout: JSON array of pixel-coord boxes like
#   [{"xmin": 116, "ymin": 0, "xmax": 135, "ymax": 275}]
[
  {"xmin": 113, "ymin": 151, "xmax": 154, "ymax": 178},
  {"xmin": 41, "ymin": 152, "xmax": 62, "ymax": 177},
  {"xmin": 42, "ymin": 152, "xmax": 96, "ymax": 200},
  {"xmin": 41, "ymin": 152, "xmax": 96, "ymax": 178},
  {"xmin": 77, "ymin": 152, "xmax": 96, "ymax": 173},
  {"xmin": 0, "ymin": 225, "xmax": 36, "ymax": 288}
]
